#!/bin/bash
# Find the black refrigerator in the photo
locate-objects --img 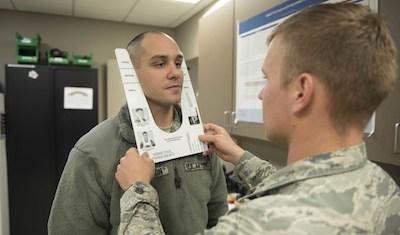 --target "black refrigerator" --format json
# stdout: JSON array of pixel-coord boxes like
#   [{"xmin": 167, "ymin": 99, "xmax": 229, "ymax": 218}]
[{"xmin": 4, "ymin": 64, "xmax": 98, "ymax": 235}]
